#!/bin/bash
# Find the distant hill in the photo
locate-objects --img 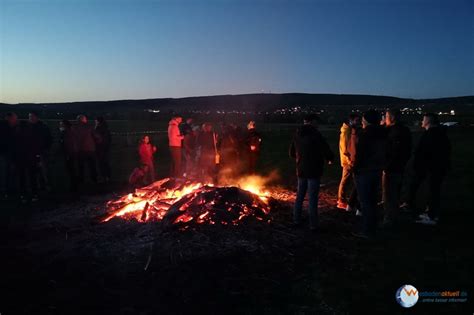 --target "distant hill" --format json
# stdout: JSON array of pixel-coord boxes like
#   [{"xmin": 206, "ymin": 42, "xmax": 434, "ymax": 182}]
[{"xmin": 1, "ymin": 93, "xmax": 473, "ymax": 113}]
